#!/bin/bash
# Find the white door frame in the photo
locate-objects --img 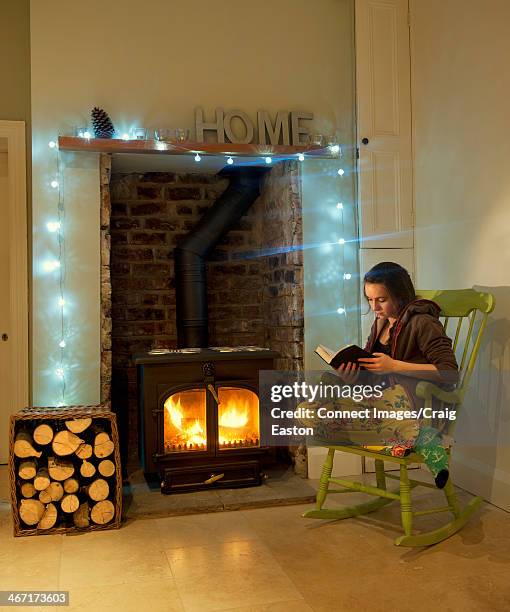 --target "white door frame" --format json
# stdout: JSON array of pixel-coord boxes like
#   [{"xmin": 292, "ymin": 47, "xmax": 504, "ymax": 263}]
[{"xmin": 0, "ymin": 120, "xmax": 29, "ymax": 427}]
